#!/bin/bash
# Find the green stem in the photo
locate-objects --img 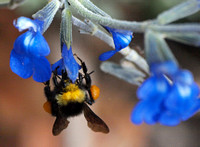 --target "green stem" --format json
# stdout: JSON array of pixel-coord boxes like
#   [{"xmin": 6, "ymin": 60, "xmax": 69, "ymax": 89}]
[
  {"xmin": 78, "ymin": 0, "xmax": 111, "ymax": 17},
  {"xmin": 150, "ymin": 23, "xmax": 200, "ymax": 33},
  {"xmin": 68, "ymin": 0, "xmax": 151, "ymax": 32}
]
